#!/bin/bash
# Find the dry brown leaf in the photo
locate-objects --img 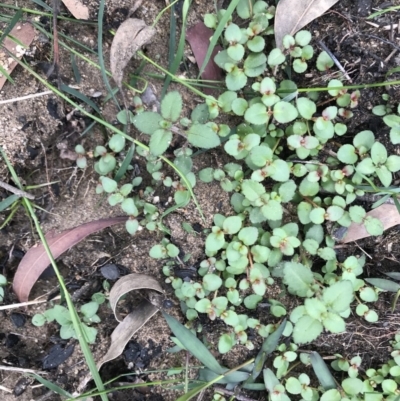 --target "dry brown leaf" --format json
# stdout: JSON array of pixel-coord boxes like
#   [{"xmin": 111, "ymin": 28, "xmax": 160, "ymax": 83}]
[
  {"xmin": 341, "ymin": 204, "xmax": 400, "ymax": 243},
  {"xmin": 186, "ymin": 22, "xmax": 223, "ymax": 95},
  {"xmin": 274, "ymin": 0, "xmax": 339, "ymax": 49},
  {"xmin": 97, "ymin": 274, "xmax": 163, "ymax": 369},
  {"xmin": 110, "ymin": 18, "xmax": 156, "ymax": 88},
  {"xmin": 13, "ymin": 217, "xmax": 127, "ymax": 302},
  {"xmin": 61, "ymin": 0, "xmax": 89, "ymax": 20},
  {"xmin": 0, "ymin": 23, "xmax": 35, "ymax": 90}
]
